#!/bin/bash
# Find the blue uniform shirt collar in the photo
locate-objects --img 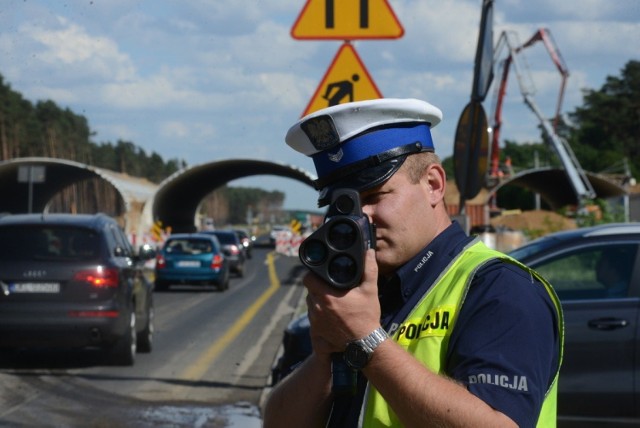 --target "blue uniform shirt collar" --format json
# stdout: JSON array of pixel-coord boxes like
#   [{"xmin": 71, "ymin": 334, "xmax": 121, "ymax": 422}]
[{"xmin": 380, "ymin": 221, "xmax": 473, "ymax": 330}]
